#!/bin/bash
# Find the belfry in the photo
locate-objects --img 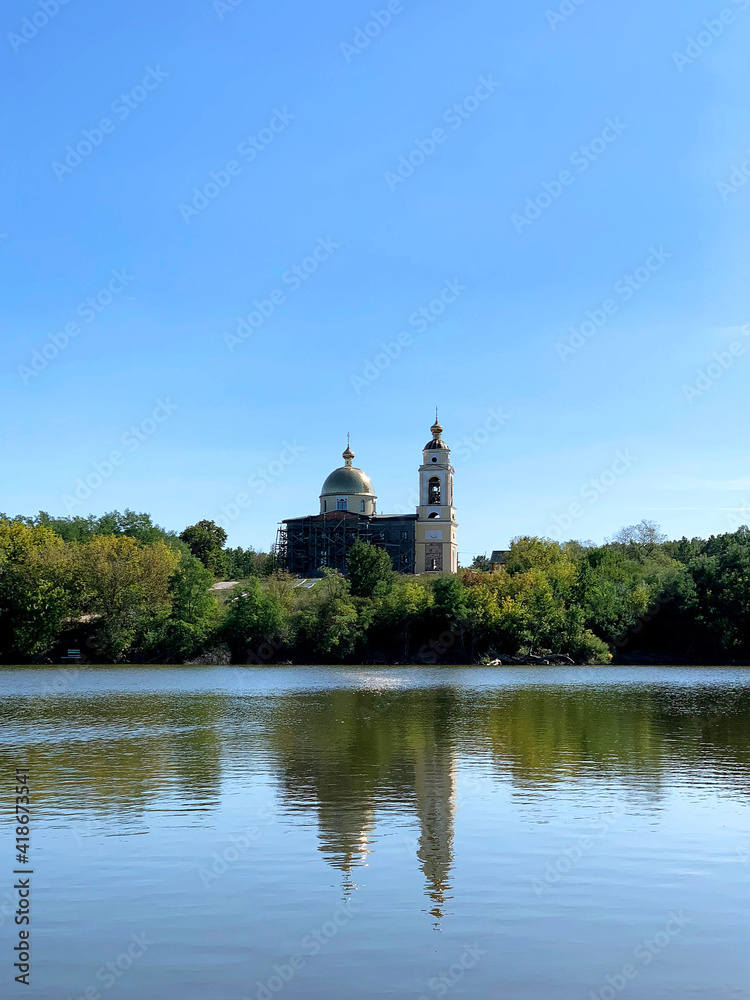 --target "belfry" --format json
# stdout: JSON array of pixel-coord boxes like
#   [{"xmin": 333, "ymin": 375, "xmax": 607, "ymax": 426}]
[
  {"xmin": 277, "ymin": 417, "xmax": 458, "ymax": 577},
  {"xmin": 415, "ymin": 416, "xmax": 458, "ymax": 574}
]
